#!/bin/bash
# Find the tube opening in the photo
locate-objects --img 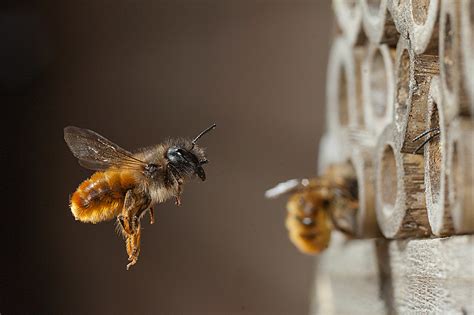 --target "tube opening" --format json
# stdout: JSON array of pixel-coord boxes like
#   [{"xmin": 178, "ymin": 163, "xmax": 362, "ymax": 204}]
[
  {"xmin": 338, "ymin": 66, "xmax": 350, "ymax": 126},
  {"xmin": 396, "ymin": 49, "xmax": 410, "ymax": 122},
  {"xmin": 381, "ymin": 145, "xmax": 398, "ymax": 212},
  {"xmin": 443, "ymin": 14, "xmax": 455, "ymax": 92},
  {"xmin": 427, "ymin": 103, "xmax": 442, "ymax": 206},
  {"xmin": 411, "ymin": 0, "xmax": 430, "ymax": 25},
  {"xmin": 370, "ymin": 48, "xmax": 388, "ymax": 118}
]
